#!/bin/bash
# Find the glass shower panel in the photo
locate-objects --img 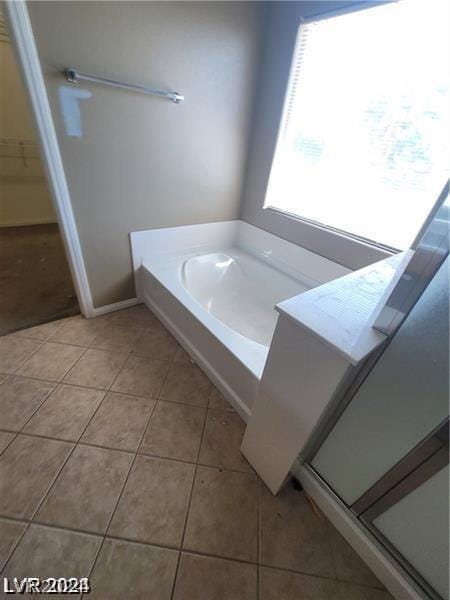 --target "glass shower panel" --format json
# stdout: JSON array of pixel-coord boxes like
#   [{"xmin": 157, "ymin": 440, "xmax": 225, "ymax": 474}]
[
  {"xmin": 311, "ymin": 258, "xmax": 449, "ymax": 505},
  {"xmin": 372, "ymin": 464, "xmax": 449, "ymax": 600}
]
